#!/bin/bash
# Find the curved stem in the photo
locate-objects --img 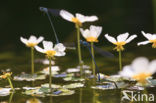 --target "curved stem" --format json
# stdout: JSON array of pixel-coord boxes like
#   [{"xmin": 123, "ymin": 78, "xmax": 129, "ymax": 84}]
[
  {"xmin": 31, "ymin": 47, "xmax": 34, "ymax": 75},
  {"xmin": 118, "ymin": 50, "xmax": 122, "ymax": 71},
  {"xmin": 7, "ymin": 77, "xmax": 14, "ymax": 90},
  {"xmin": 49, "ymin": 57, "xmax": 52, "ymax": 92},
  {"xmin": 91, "ymin": 42, "xmax": 95, "ymax": 77}
]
